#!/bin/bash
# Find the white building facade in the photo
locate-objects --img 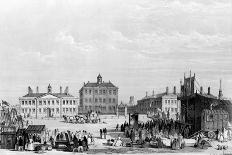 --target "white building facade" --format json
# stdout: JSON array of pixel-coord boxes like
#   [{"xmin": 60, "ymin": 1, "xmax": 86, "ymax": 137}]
[
  {"xmin": 137, "ymin": 87, "xmax": 181, "ymax": 120},
  {"xmin": 19, "ymin": 84, "xmax": 79, "ymax": 118}
]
